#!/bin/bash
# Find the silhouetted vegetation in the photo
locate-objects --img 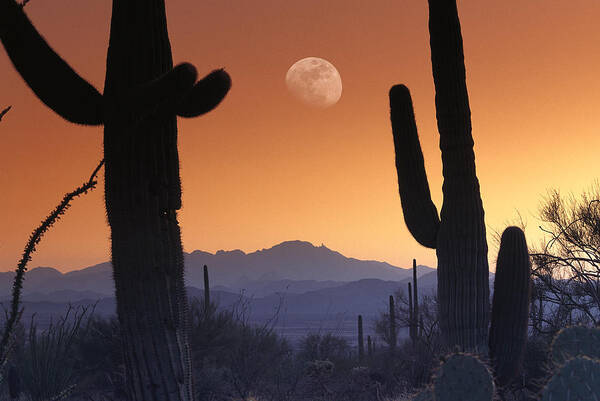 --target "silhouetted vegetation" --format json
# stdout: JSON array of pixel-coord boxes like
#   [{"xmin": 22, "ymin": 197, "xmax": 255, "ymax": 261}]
[
  {"xmin": 1, "ymin": 282, "xmax": 592, "ymax": 401},
  {"xmin": 1, "ymin": 0, "xmax": 231, "ymax": 397}
]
